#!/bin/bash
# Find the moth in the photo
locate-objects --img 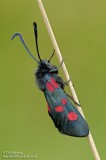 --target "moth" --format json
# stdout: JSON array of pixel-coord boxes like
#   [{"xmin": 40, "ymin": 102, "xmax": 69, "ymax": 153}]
[{"xmin": 12, "ymin": 22, "xmax": 89, "ymax": 137}]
